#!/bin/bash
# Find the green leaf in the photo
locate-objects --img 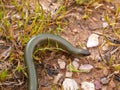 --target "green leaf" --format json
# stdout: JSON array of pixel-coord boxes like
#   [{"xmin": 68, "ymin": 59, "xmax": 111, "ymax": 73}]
[
  {"xmin": 0, "ymin": 11, "xmax": 3, "ymax": 20},
  {"xmin": 0, "ymin": 70, "xmax": 8, "ymax": 81},
  {"xmin": 104, "ymin": 14, "xmax": 110, "ymax": 24},
  {"xmin": 116, "ymin": 6, "xmax": 120, "ymax": 16},
  {"xmin": 15, "ymin": 63, "xmax": 27, "ymax": 77},
  {"xmin": 109, "ymin": 55, "xmax": 115, "ymax": 66},
  {"xmin": 113, "ymin": 64, "xmax": 120, "ymax": 71},
  {"xmin": 82, "ymin": 14, "xmax": 89, "ymax": 19},
  {"xmin": 76, "ymin": 0, "xmax": 86, "ymax": 5}
]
